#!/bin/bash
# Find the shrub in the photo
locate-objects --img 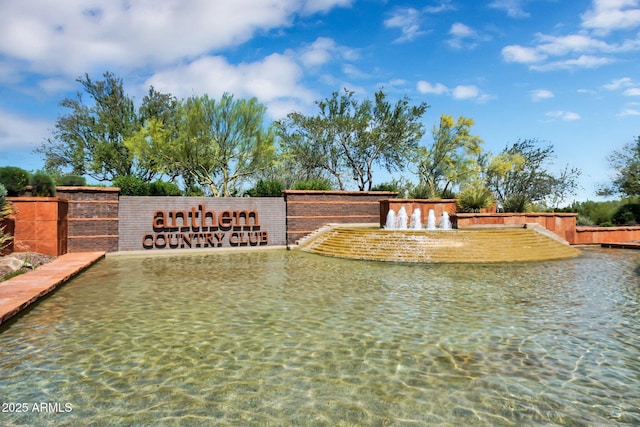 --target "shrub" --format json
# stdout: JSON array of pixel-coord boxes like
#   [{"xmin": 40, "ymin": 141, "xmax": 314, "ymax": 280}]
[
  {"xmin": 408, "ymin": 184, "xmax": 432, "ymax": 199},
  {"xmin": 371, "ymin": 182, "xmax": 398, "ymax": 192},
  {"xmin": 572, "ymin": 199, "xmax": 624, "ymax": 226},
  {"xmin": 245, "ymin": 180, "xmax": 284, "ymax": 197},
  {"xmin": 611, "ymin": 203, "xmax": 640, "ymax": 226},
  {"xmin": 149, "ymin": 180, "xmax": 183, "ymax": 196},
  {"xmin": 57, "ymin": 174, "xmax": 87, "ymax": 186},
  {"xmin": 0, "ymin": 183, "xmax": 6, "ymax": 212},
  {"xmin": 502, "ymin": 194, "xmax": 532, "ymax": 213},
  {"xmin": 0, "ymin": 184, "xmax": 12, "ymax": 218},
  {"xmin": 0, "ymin": 166, "xmax": 30, "ymax": 196},
  {"xmin": 112, "ymin": 175, "xmax": 151, "ymax": 196},
  {"xmin": 30, "ymin": 172, "xmax": 57, "ymax": 197},
  {"xmin": 293, "ymin": 179, "xmax": 332, "ymax": 190},
  {"xmin": 576, "ymin": 214, "xmax": 595, "ymax": 226},
  {"xmin": 184, "ymin": 184, "xmax": 205, "ymax": 196},
  {"xmin": 456, "ymin": 183, "xmax": 494, "ymax": 213}
]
